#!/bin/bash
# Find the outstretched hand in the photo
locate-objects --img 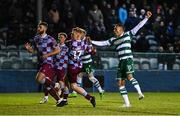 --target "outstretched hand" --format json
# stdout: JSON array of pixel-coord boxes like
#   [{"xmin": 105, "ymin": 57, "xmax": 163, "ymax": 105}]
[
  {"xmin": 24, "ymin": 43, "xmax": 32, "ymax": 50},
  {"xmin": 146, "ymin": 11, "xmax": 152, "ymax": 19}
]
